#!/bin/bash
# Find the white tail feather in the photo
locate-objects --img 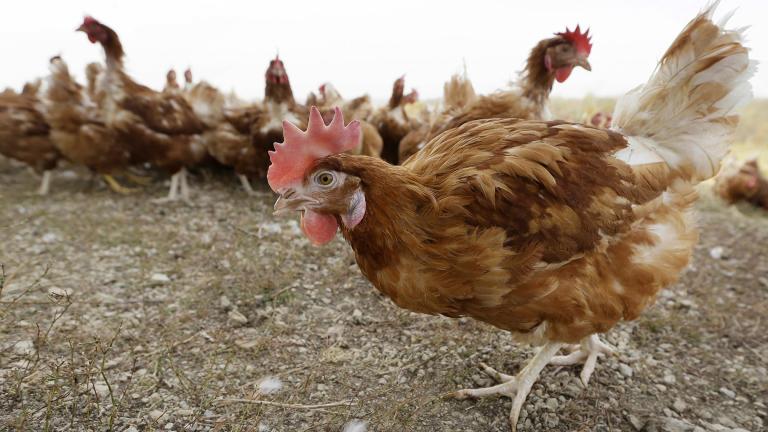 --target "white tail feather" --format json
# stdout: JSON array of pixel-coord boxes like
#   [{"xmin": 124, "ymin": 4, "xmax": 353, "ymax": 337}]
[{"xmin": 612, "ymin": 2, "xmax": 755, "ymax": 183}]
